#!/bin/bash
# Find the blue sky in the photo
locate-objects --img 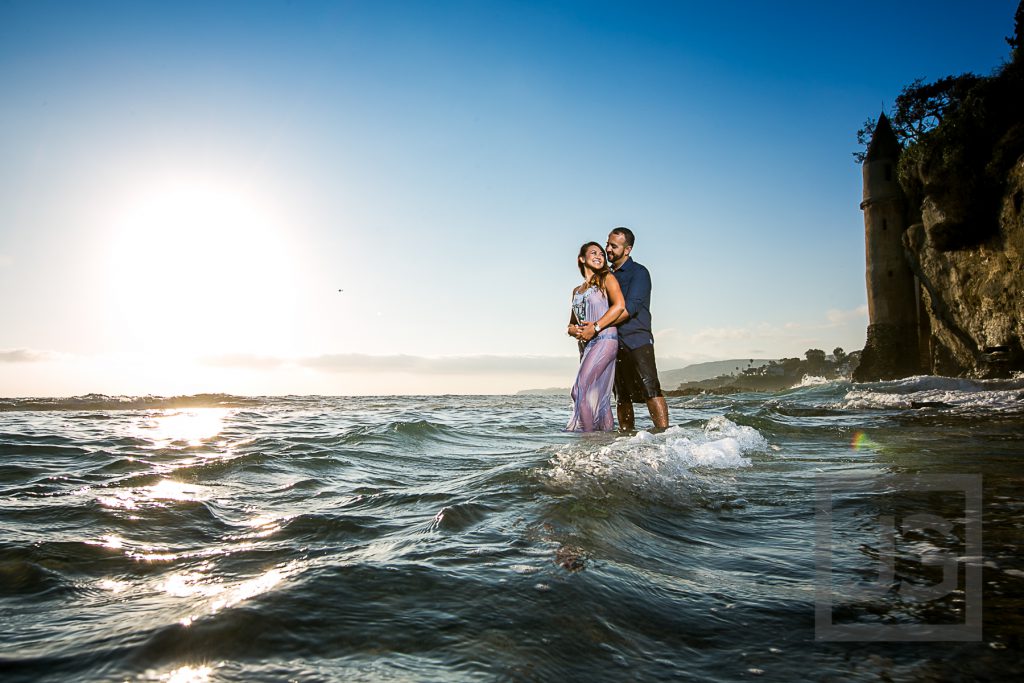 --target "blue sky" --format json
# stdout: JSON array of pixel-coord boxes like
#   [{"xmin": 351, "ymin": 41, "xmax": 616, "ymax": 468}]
[{"xmin": 0, "ymin": 0, "xmax": 1018, "ymax": 395}]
